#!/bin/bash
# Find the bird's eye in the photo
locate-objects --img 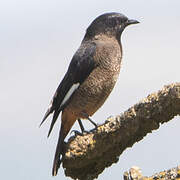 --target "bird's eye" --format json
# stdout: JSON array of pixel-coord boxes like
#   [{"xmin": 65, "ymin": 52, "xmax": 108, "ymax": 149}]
[
  {"xmin": 120, "ymin": 17, "xmax": 127, "ymax": 24},
  {"xmin": 125, "ymin": 19, "xmax": 129, "ymax": 24}
]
